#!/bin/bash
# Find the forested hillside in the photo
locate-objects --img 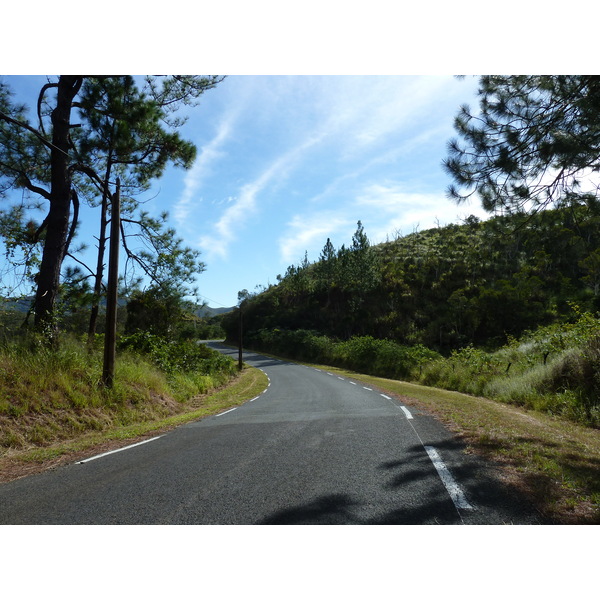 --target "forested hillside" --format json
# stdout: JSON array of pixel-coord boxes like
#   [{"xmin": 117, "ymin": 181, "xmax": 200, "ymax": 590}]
[{"xmin": 223, "ymin": 203, "xmax": 600, "ymax": 353}]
